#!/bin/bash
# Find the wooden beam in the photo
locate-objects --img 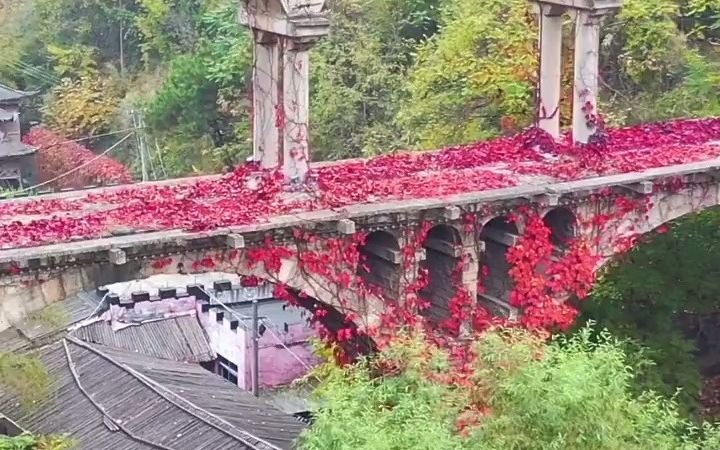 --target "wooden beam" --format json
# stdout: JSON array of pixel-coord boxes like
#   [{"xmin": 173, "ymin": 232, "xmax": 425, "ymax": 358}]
[
  {"xmin": 424, "ymin": 238, "xmax": 462, "ymax": 258},
  {"xmin": 362, "ymin": 243, "xmax": 402, "ymax": 264},
  {"xmin": 481, "ymin": 228, "xmax": 520, "ymax": 247}
]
